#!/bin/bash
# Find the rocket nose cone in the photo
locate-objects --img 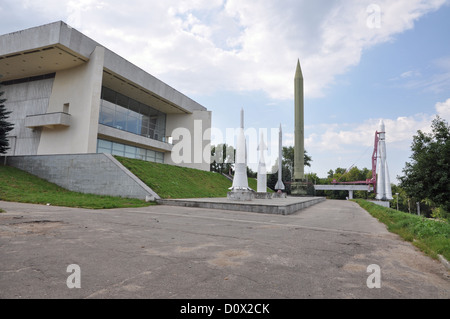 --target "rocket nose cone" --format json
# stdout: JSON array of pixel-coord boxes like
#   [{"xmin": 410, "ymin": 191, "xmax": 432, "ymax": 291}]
[
  {"xmin": 379, "ymin": 120, "xmax": 385, "ymax": 132},
  {"xmin": 295, "ymin": 60, "xmax": 303, "ymax": 79}
]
